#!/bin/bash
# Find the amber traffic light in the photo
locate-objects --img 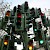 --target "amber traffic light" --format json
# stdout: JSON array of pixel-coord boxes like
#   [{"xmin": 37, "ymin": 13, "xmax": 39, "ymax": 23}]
[{"xmin": 6, "ymin": 10, "xmax": 10, "ymax": 17}]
